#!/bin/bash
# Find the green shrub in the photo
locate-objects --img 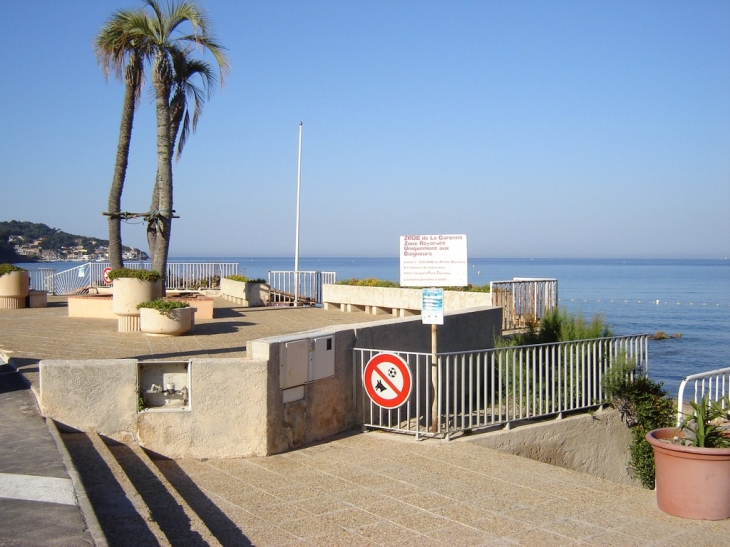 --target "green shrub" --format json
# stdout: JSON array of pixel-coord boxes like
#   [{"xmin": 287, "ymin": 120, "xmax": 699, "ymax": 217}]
[
  {"xmin": 508, "ymin": 307, "xmax": 612, "ymax": 346},
  {"xmin": 338, "ymin": 278, "xmax": 400, "ymax": 287},
  {"xmin": 336, "ymin": 278, "xmax": 490, "ymax": 292},
  {"xmin": 108, "ymin": 268, "xmax": 161, "ymax": 282},
  {"xmin": 136, "ymin": 298, "xmax": 189, "ymax": 318},
  {"xmin": 0, "ymin": 263, "xmax": 27, "ymax": 276},
  {"xmin": 602, "ymin": 354, "xmax": 675, "ymax": 488},
  {"xmin": 225, "ymin": 275, "xmax": 267, "ymax": 284},
  {"xmin": 679, "ymin": 395, "xmax": 730, "ymax": 448}
]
